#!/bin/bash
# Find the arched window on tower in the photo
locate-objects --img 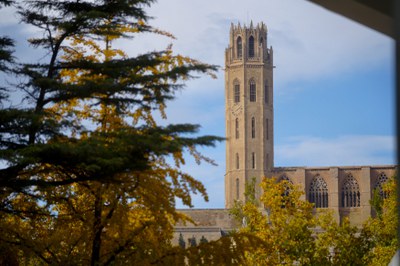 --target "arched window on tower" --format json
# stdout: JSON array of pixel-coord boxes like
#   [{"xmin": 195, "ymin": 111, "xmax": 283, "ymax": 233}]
[
  {"xmin": 236, "ymin": 178, "xmax": 240, "ymax": 200},
  {"xmin": 252, "ymin": 152, "xmax": 255, "ymax": 169},
  {"xmin": 309, "ymin": 175, "xmax": 328, "ymax": 208},
  {"xmin": 264, "ymin": 80, "xmax": 269, "ymax": 104},
  {"xmin": 237, "ymin": 36, "xmax": 242, "ymax": 59},
  {"xmin": 235, "ymin": 118, "xmax": 239, "ymax": 139},
  {"xmin": 251, "ymin": 117, "xmax": 255, "ymax": 138},
  {"xmin": 234, "ymin": 81, "xmax": 240, "ymax": 103},
  {"xmin": 260, "ymin": 37, "xmax": 264, "ymax": 47},
  {"xmin": 249, "ymin": 79, "xmax": 256, "ymax": 102},
  {"xmin": 236, "ymin": 153, "xmax": 239, "ymax": 169},
  {"xmin": 341, "ymin": 174, "xmax": 360, "ymax": 207},
  {"xmin": 374, "ymin": 172, "xmax": 389, "ymax": 199},
  {"xmin": 248, "ymin": 36, "xmax": 255, "ymax": 58}
]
